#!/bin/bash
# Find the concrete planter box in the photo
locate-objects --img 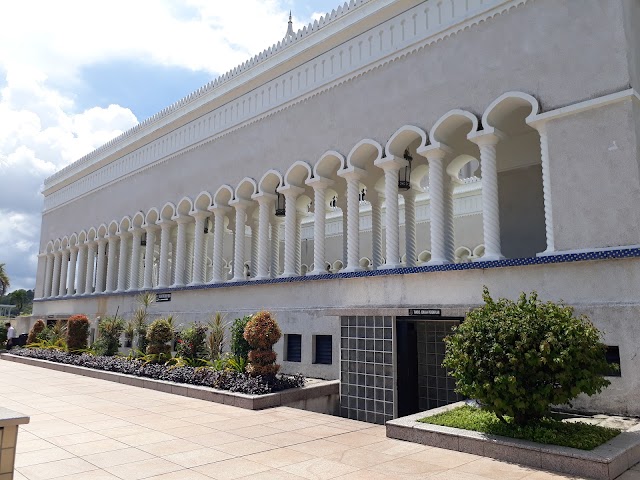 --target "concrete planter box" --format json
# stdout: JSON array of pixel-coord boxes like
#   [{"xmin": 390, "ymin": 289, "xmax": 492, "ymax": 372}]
[
  {"xmin": 0, "ymin": 353, "xmax": 338, "ymax": 413},
  {"xmin": 0, "ymin": 407, "xmax": 30, "ymax": 480},
  {"xmin": 386, "ymin": 402, "xmax": 640, "ymax": 480}
]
